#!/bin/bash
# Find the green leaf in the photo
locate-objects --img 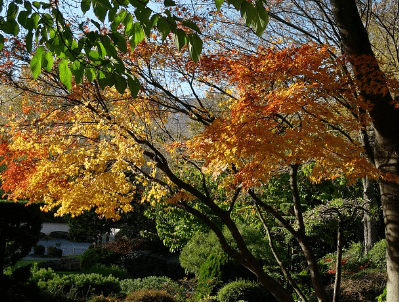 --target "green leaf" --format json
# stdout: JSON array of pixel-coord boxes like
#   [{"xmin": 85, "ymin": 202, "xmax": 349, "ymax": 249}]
[
  {"xmin": 135, "ymin": 5, "xmax": 151, "ymax": 23},
  {"xmin": 81, "ymin": 0, "xmax": 91, "ymax": 13},
  {"xmin": 41, "ymin": 13, "xmax": 54, "ymax": 27},
  {"xmin": 228, "ymin": 0, "xmax": 243, "ymax": 10},
  {"xmin": 143, "ymin": 14, "xmax": 159, "ymax": 37},
  {"xmin": 123, "ymin": 13, "xmax": 134, "ymax": 36},
  {"xmin": 111, "ymin": 8, "xmax": 126, "ymax": 31},
  {"xmin": 130, "ymin": 22, "xmax": 144, "ymax": 48},
  {"xmin": 59, "ymin": 59, "xmax": 72, "ymax": 90},
  {"xmin": 87, "ymin": 50, "xmax": 100, "ymax": 61},
  {"xmin": 164, "ymin": 0, "xmax": 176, "ymax": 6},
  {"xmin": 215, "ymin": 0, "xmax": 224, "ymax": 11},
  {"xmin": 97, "ymin": 42, "xmax": 107, "ymax": 58},
  {"xmin": 25, "ymin": 31, "xmax": 33, "ymax": 52},
  {"xmin": 18, "ymin": 10, "xmax": 29, "ymax": 28},
  {"xmin": 127, "ymin": 74, "xmax": 140, "ymax": 97},
  {"xmin": 157, "ymin": 17, "xmax": 170, "ymax": 40},
  {"xmin": 187, "ymin": 33, "xmax": 202, "ymax": 62},
  {"xmin": 114, "ymin": 74, "xmax": 127, "ymax": 94},
  {"xmin": 0, "ymin": 19, "xmax": 19, "ymax": 36},
  {"xmin": 86, "ymin": 68, "xmax": 96, "ymax": 82},
  {"xmin": 7, "ymin": 3, "xmax": 18, "ymax": 21},
  {"xmin": 23, "ymin": 1, "xmax": 32, "ymax": 12},
  {"xmin": 110, "ymin": 32, "xmax": 127, "ymax": 52},
  {"xmin": 96, "ymin": 0, "xmax": 112, "ymax": 10},
  {"xmin": 43, "ymin": 52, "xmax": 54, "ymax": 72},
  {"xmin": 240, "ymin": 1, "xmax": 255, "ymax": 28},
  {"xmin": 93, "ymin": 1, "xmax": 107, "ymax": 22},
  {"xmin": 101, "ymin": 35, "xmax": 118, "ymax": 58},
  {"xmin": 91, "ymin": 19, "xmax": 101, "ymax": 30},
  {"xmin": 0, "ymin": 34, "xmax": 4, "ymax": 51},
  {"xmin": 182, "ymin": 20, "xmax": 201, "ymax": 33},
  {"xmin": 254, "ymin": 0, "xmax": 268, "ymax": 36},
  {"xmin": 30, "ymin": 46, "xmax": 45, "ymax": 79},
  {"xmin": 31, "ymin": 13, "xmax": 39, "ymax": 29},
  {"xmin": 97, "ymin": 70, "xmax": 111, "ymax": 89},
  {"xmin": 33, "ymin": 1, "xmax": 41, "ymax": 9},
  {"xmin": 71, "ymin": 60, "xmax": 85, "ymax": 84},
  {"xmin": 173, "ymin": 29, "xmax": 186, "ymax": 51}
]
